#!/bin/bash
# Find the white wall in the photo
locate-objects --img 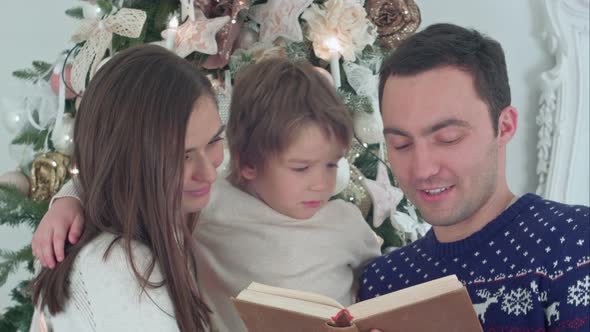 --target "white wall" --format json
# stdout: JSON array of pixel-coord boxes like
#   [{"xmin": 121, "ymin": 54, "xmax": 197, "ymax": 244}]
[
  {"xmin": 0, "ymin": 0, "xmax": 576, "ymax": 313},
  {"xmin": 0, "ymin": 0, "xmax": 76, "ymax": 312}
]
